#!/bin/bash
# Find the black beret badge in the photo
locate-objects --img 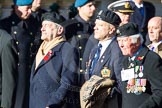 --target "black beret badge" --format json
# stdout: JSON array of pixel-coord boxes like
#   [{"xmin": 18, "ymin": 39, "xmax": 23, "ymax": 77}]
[{"xmin": 101, "ymin": 67, "xmax": 111, "ymax": 78}]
